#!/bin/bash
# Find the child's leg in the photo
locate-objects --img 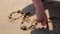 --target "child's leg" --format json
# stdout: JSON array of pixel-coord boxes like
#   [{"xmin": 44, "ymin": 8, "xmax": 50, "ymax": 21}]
[{"xmin": 32, "ymin": 0, "xmax": 48, "ymax": 26}]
